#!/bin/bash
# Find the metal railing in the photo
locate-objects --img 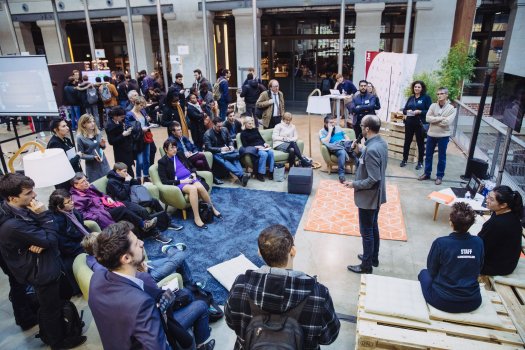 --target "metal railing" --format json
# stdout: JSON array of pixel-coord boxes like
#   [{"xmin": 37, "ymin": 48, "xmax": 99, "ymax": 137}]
[{"xmin": 451, "ymin": 100, "xmax": 525, "ymax": 197}]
